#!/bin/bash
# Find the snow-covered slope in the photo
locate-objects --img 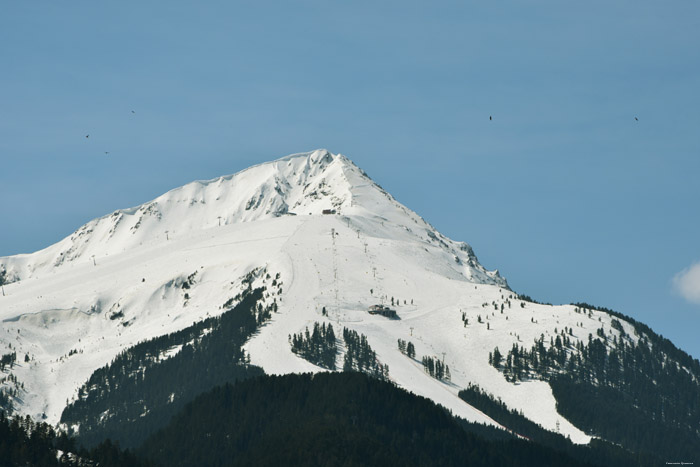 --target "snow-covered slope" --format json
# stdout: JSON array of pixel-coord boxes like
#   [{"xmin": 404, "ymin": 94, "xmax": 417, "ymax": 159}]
[
  {"xmin": 0, "ymin": 150, "xmax": 504, "ymax": 287},
  {"xmin": 0, "ymin": 149, "xmax": 641, "ymax": 444}
]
